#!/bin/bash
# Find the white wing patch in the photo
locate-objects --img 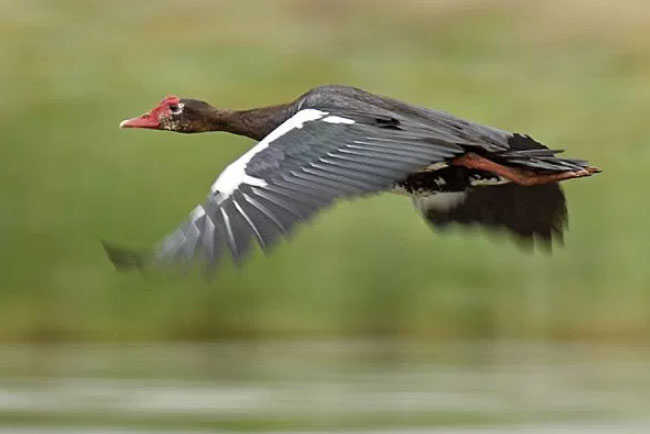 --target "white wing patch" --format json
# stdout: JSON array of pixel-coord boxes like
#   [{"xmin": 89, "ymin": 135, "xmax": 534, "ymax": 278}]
[
  {"xmin": 322, "ymin": 115, "xmax": 355, "ymax": 124},
  {"xmin": 210, "ymin": 109, "xmax": 329, "ymax": 199}
]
